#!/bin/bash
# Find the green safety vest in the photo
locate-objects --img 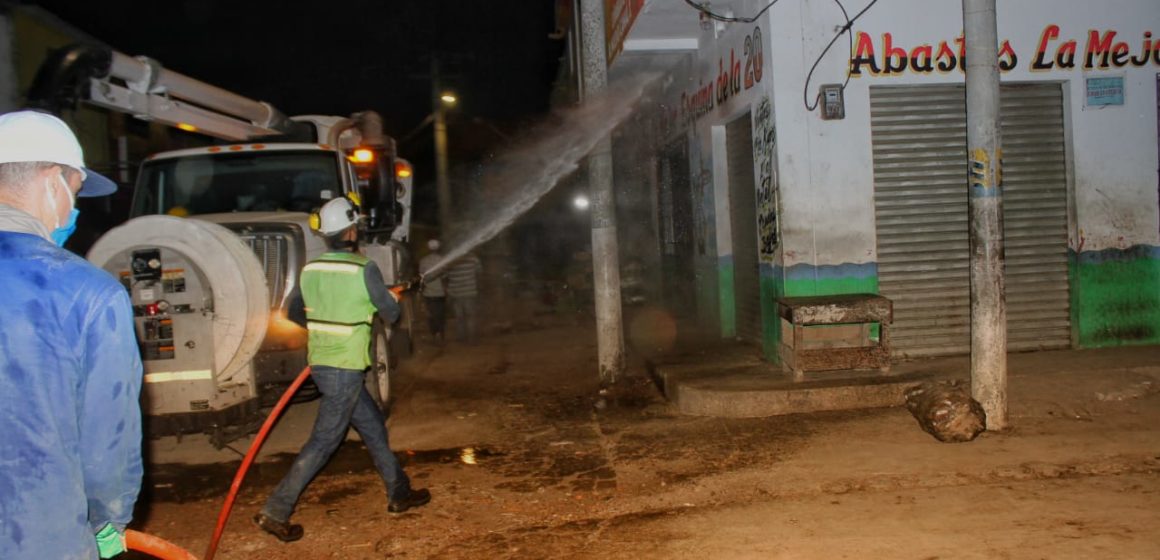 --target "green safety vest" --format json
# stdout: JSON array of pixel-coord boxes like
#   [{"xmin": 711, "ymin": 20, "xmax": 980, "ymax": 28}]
[{"xmin": 301, "ymin": 251, "xmax": 377, "ymax": 370}]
